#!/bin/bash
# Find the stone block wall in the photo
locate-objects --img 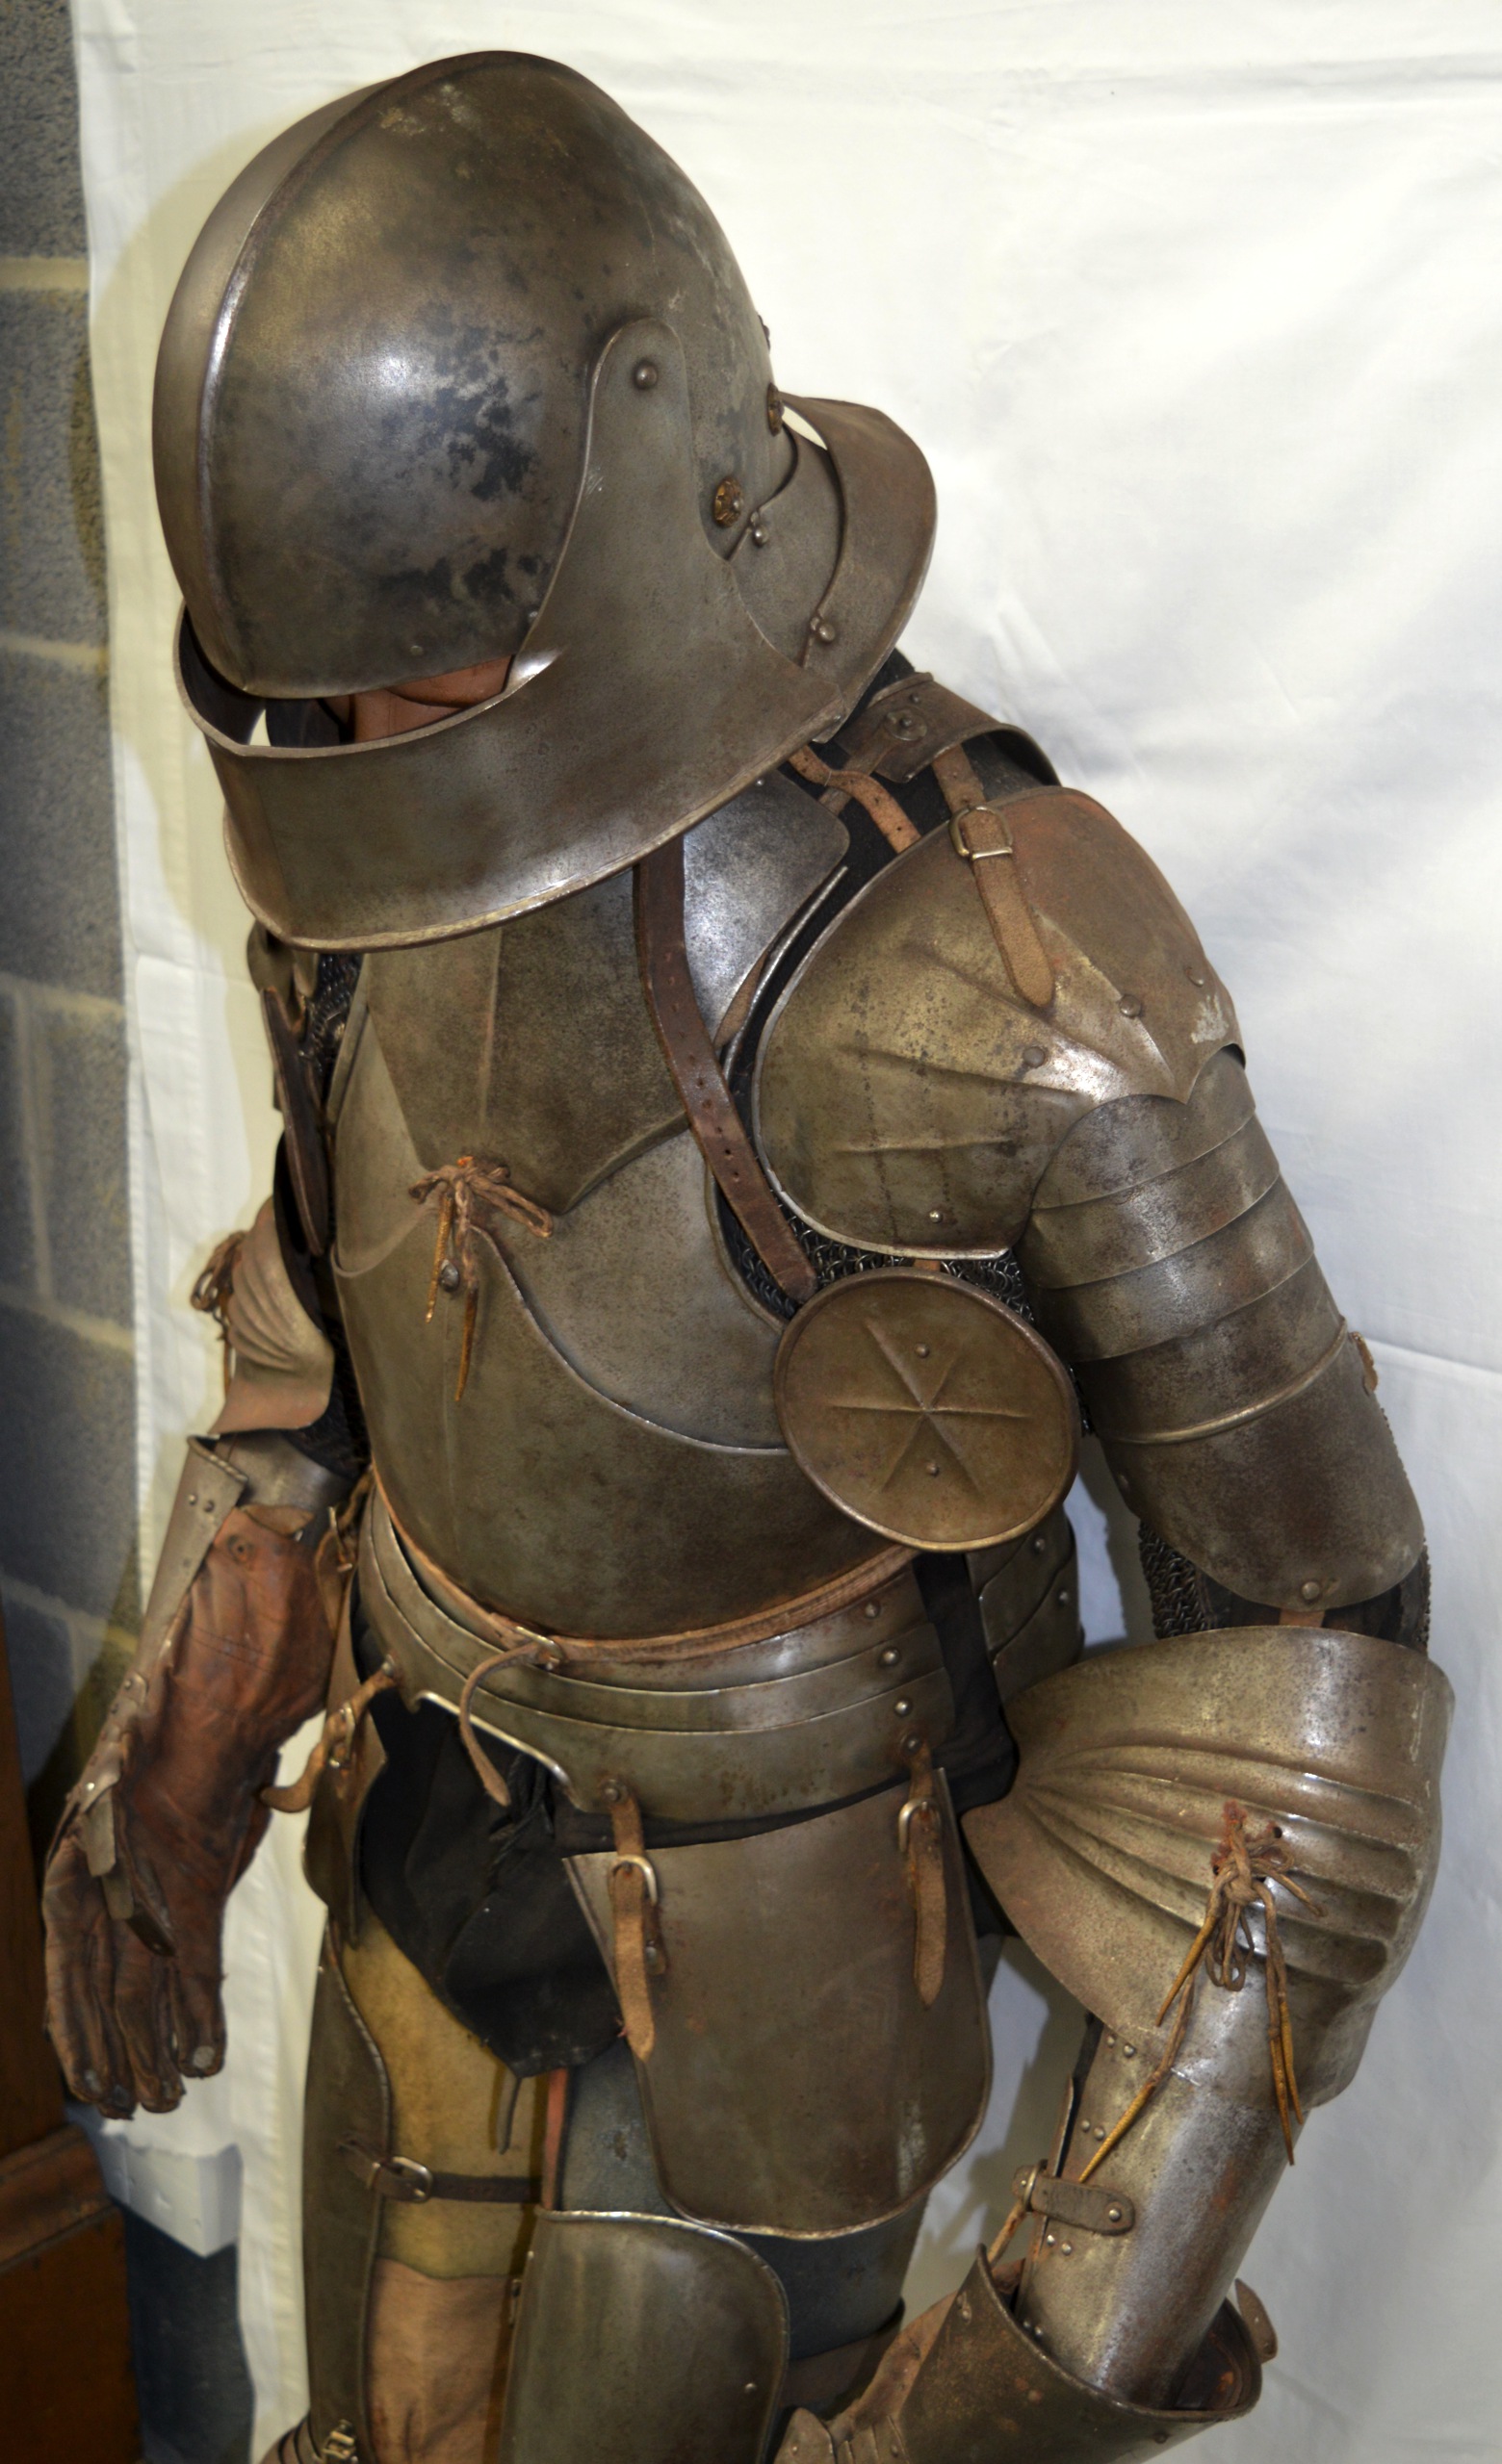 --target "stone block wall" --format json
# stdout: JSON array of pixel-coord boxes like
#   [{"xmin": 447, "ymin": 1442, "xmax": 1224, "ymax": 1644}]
[{"xmin": 0, "ymin": 0, "xmax": 139, "ymax": 1856}]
